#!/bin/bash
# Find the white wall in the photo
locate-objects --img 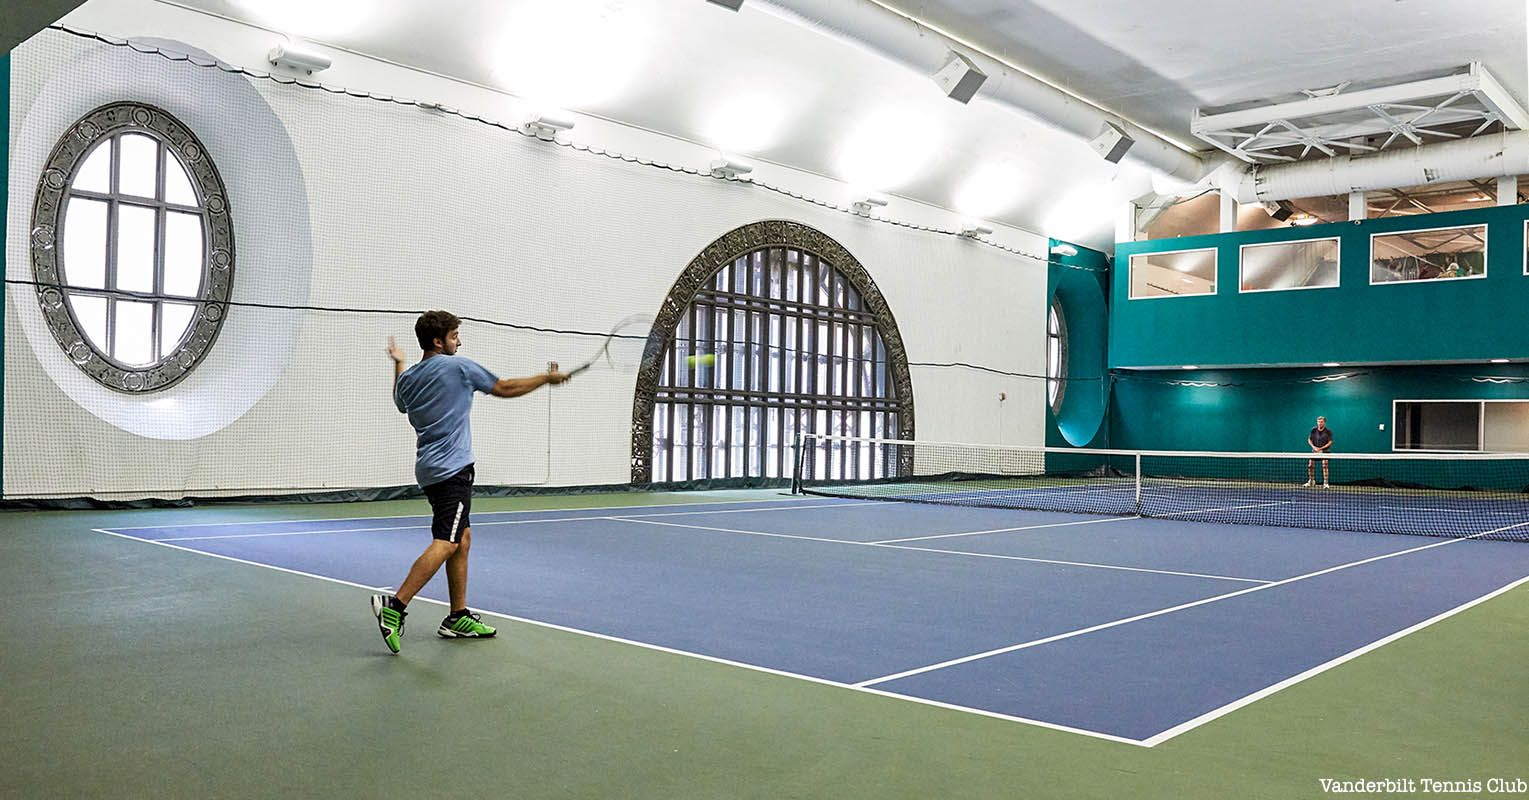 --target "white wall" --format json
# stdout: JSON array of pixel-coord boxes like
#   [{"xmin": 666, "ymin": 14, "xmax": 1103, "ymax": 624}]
[{"xmin": 4, "ymin": 7, "xmax": 1049, "ymax": 499}]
